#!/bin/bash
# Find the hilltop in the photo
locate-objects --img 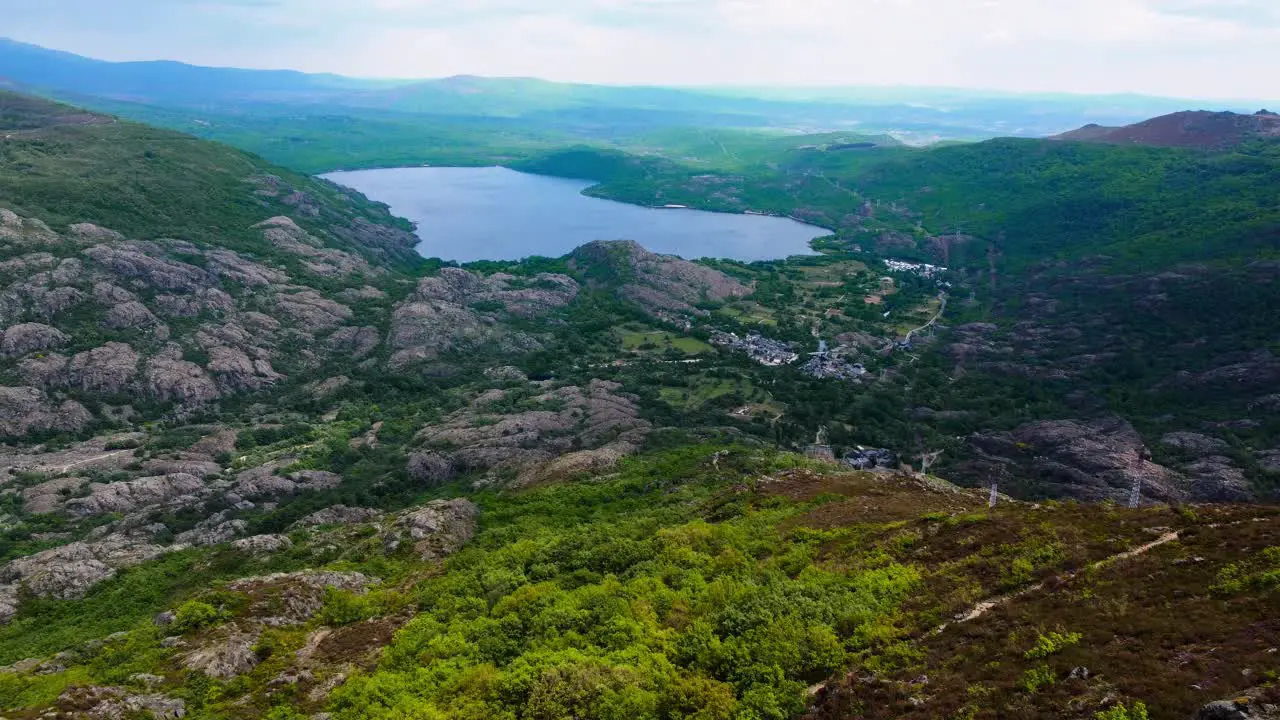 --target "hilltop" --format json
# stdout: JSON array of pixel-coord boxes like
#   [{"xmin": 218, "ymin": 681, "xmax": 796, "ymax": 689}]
[{"xmin": 1053, "ymin": 109, "xmax": 1280, "ymax": 148}]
